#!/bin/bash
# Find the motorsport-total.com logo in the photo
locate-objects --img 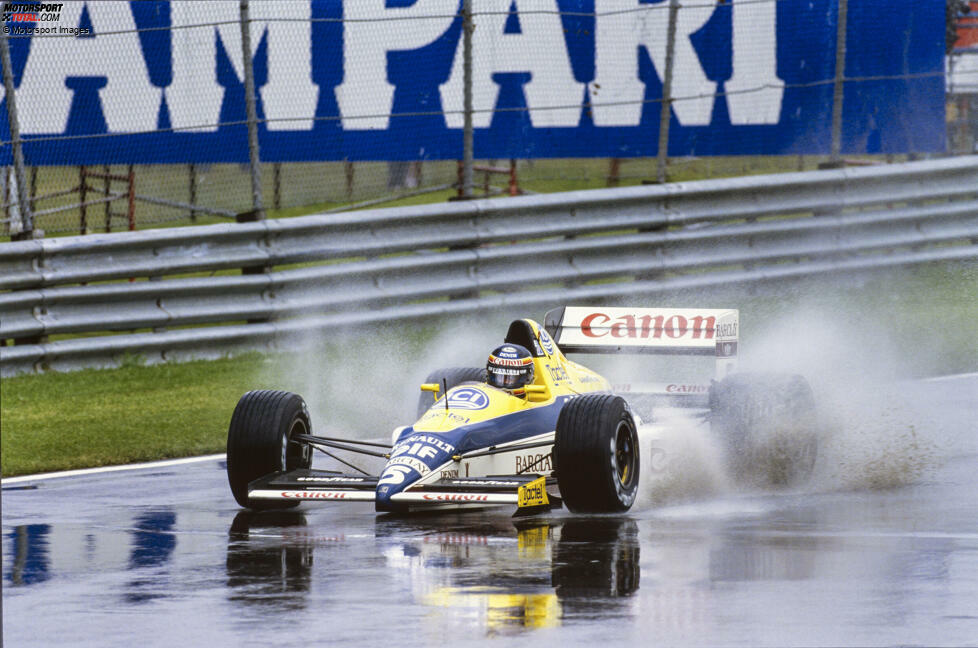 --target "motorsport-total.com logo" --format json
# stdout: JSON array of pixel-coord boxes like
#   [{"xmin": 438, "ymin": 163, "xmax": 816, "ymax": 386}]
[{"xmin": 2, "ymin": 3, "xmax": 89, "ymax": 36}]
